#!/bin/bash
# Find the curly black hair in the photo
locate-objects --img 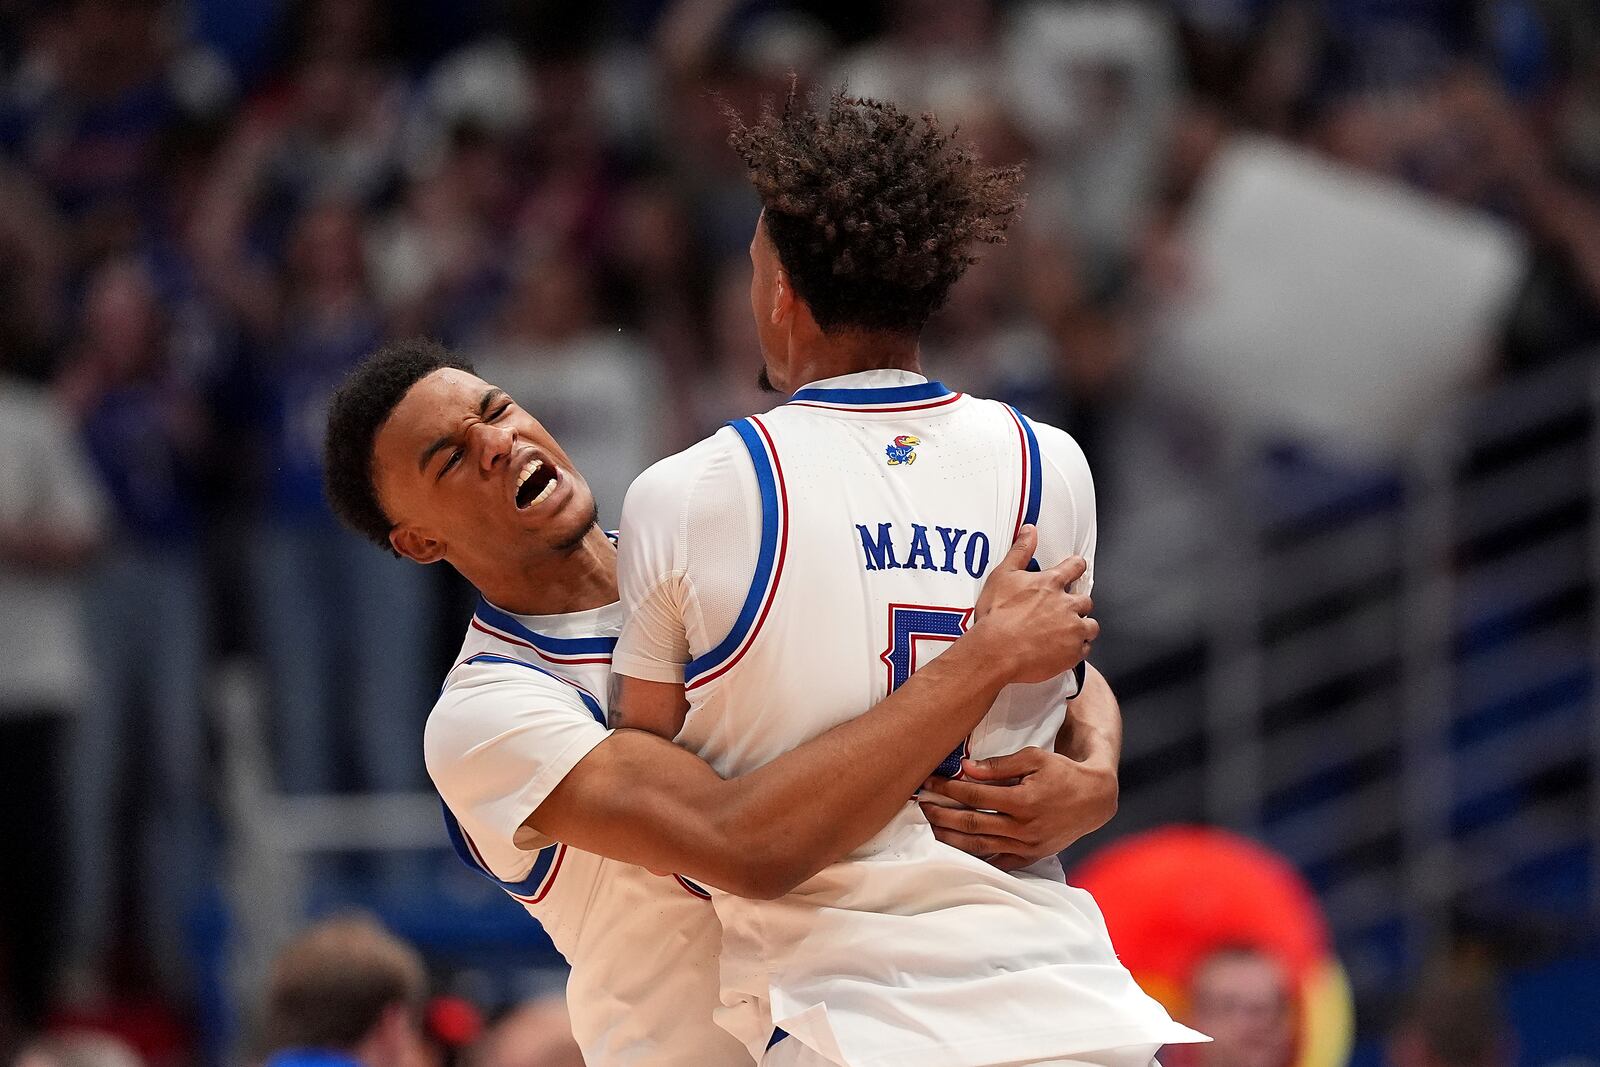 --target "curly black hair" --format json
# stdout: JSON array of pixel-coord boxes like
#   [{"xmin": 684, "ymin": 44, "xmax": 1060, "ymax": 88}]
[
  {"xmin": 323, "ymin": 337, "xmax": 475, "ymax": 553},
  {"xmin": 727, "ymin": 85, "xmax": 1023, "ymax": 335}
]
